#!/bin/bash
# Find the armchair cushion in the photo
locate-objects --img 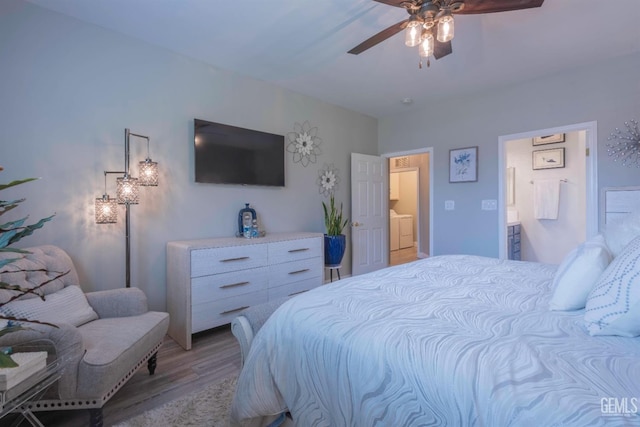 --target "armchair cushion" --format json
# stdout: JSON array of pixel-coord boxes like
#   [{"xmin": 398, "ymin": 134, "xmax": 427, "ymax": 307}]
[
  {"xmin": 1, "ymin": 285, "xmax": 98, "ymax": 327},
  {"xmin": 76, "ymin": 311, "xmax": 169, "ymax": 399}
]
